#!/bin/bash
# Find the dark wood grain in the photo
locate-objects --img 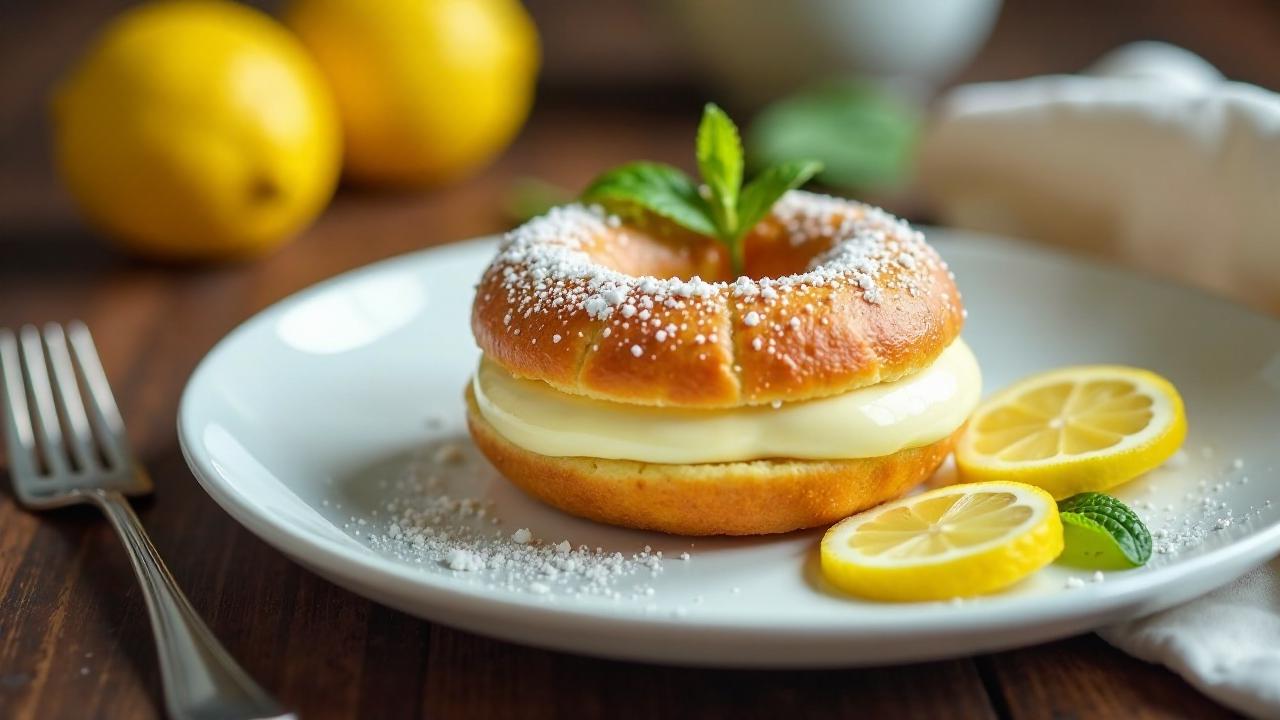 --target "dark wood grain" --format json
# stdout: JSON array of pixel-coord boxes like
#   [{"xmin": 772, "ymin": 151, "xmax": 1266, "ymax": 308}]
[
  {"xmin": 1, "ymin": 1, "xmax": 1271, "ymax": 718},
  {"xmin": 980, "ymin": 635, "xmax": 1238, "ymax": 720},
  {"xmin": 420, "ymin": 627, "xmax": 996, "ymax": 720}
]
